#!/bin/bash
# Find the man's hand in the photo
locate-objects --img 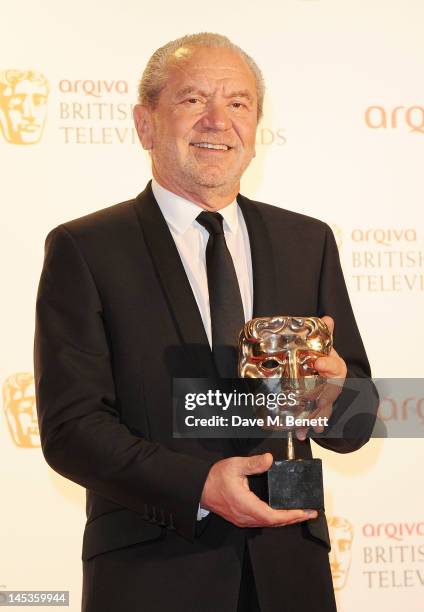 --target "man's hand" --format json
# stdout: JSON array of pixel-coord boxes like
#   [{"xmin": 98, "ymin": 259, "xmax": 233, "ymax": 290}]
[
  {"xmin": 296, "ymin": 315, "xmax": 347, "ymax": 440},
  {"xmin": 200, "ymin": 452, "xmax": 317, "ymax": 527}
]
